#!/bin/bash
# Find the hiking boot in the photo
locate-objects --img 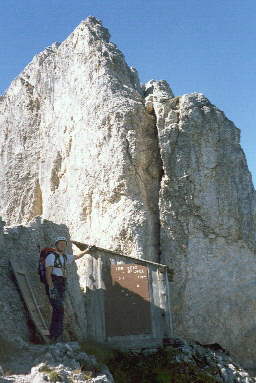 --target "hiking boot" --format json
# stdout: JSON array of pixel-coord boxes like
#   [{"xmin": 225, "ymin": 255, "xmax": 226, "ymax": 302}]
[
  {"xmin": 50, "ymin": 335, "xmax": 64, "ymax": 343},
  {"xmin": 47, "ymin": 336, "xmax": 55, "ymax": 344}
]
